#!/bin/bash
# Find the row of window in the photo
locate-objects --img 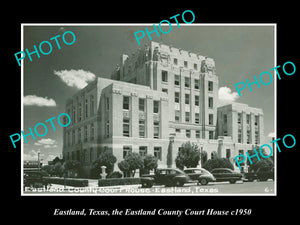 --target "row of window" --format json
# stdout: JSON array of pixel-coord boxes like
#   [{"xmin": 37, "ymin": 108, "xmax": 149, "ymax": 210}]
[
  {"xmin": 174, "ymin": 92, "xmax": 213, "ymax": 108},
  {"xmin": 237, "ymin": 129, "xmax": 260, "ymax": 145},
  {"xmin": 68, "ymin": 95, "xmax": 95, "ymax": 125},
  {"xmin": 162, "ymin": 71, "xmax": 214, "ymax": 91},
  {"xmin": 175, "ymin": 128, "xmax": 214, "ymax": 139},
  {"xmin": 122, "ymin": 96, "xmax": 160, "ymax": 114},
  {"xmin": 237, "ymin": 113, "xmax": 260, "ymax": 126},
  {"xmin": 123, "ymin": 146, "xmax": 162, "ymax": 160},
  {"xmin": 65, "ymin": 123, "xmax": 95, "ymax": 147},
  {"xmin": 123, "ymin": 117, "xmax": 160, "ymax": 139},
  {"xmin": 64, "ymin": 148, "xmax": 93, "ymax": 163},
  {"xmin": 174, "ymin": 111, "xmax": 214, "ymax": 125}
]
